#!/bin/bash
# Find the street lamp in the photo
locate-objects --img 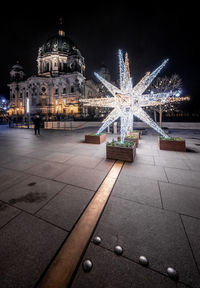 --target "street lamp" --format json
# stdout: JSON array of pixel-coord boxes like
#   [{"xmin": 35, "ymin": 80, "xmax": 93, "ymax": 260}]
[{"xmin": 27, "ymin": 98, "xmax": 30, "ymax": 128}]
